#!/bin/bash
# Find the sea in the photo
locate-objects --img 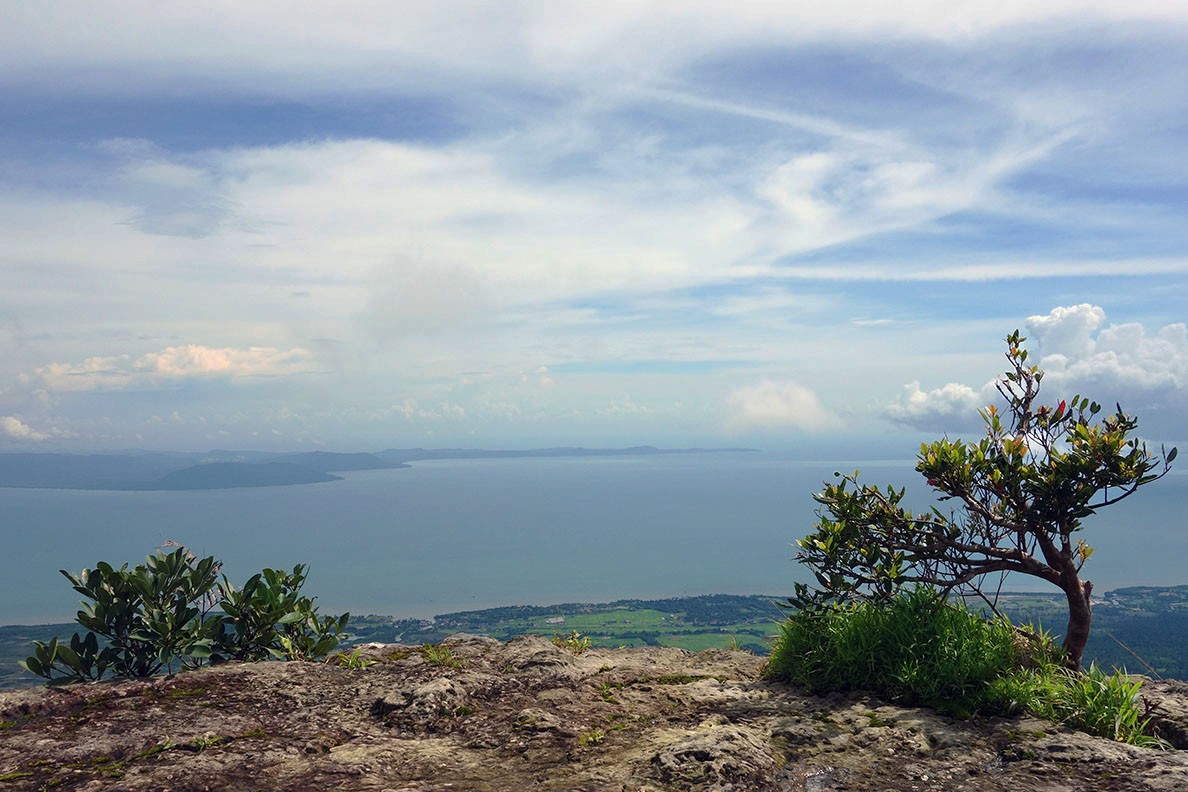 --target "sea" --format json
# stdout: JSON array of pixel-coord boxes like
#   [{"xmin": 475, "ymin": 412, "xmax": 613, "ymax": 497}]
[{"xmin": 2, "ymin": 451, "xmax": 1185, "ymax": 626}]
